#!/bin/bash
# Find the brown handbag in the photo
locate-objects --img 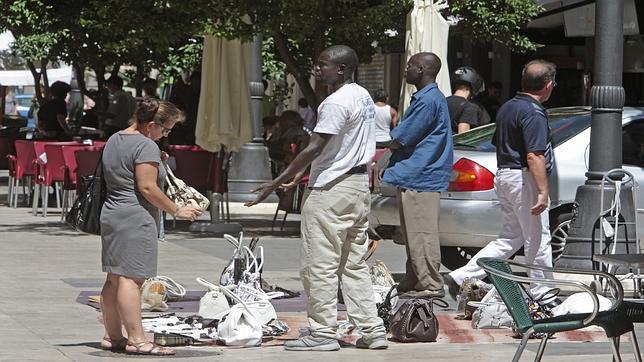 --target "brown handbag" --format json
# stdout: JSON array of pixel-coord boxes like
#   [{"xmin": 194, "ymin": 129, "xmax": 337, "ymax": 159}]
[{"xmin": 389, "ymin": 298, "xmax": 448, "ymax": 343}]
